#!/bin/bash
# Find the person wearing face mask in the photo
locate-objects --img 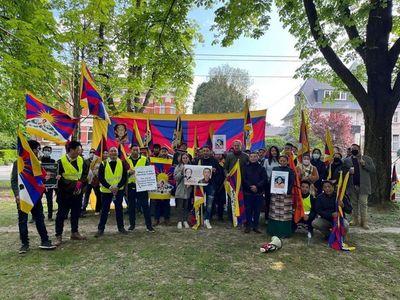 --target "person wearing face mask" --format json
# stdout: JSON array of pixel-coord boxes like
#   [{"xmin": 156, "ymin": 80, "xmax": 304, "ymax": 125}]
[
  {"xmin": 310, "ymin": 148, "xmax": 327, "ymax": 195},
  {"xmin": 297, "ymin": 153, "xmax": 319, "ymax": 193},
  {"xmin": 267, "ymin": 155, "xmax": 295, "ymax": 238},
  {"xmin": 11, "ymin": 140, "xmax": 57, "ymax": 253},
  {"xmin": 41, "ymin": 146, "xmax": 56, "ymax": 220},
  {"xmin": 343, "ymin": 144, "xmax": 375, "ymax": 229},
  {"xmin": 327, "ymin": 152, "xmax": 347, "ymax": 183}
]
